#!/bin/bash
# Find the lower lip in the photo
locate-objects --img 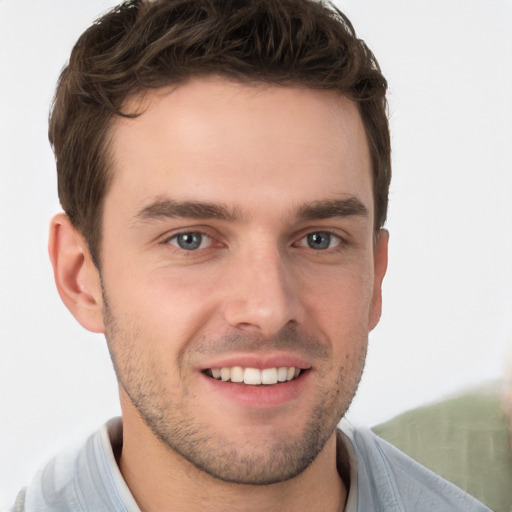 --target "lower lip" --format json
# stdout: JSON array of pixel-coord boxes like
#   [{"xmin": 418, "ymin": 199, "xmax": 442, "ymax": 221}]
[{"xmin": 199, "ymin": 370, "xmax": 310, "ymax": 409}]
